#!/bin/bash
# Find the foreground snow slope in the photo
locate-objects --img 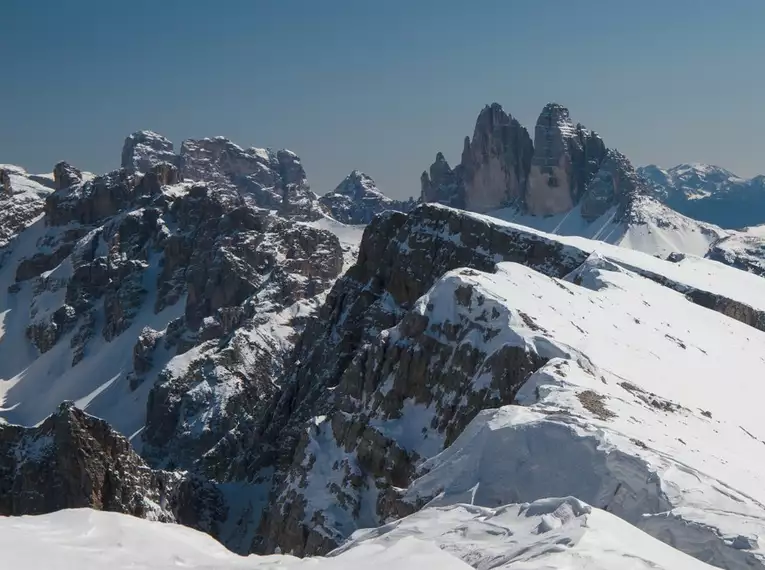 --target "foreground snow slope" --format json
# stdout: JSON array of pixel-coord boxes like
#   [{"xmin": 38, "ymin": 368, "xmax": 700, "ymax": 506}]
[
  {"xmin": 0, "ymin": 504, "xmax": 712, "ymax": 570},
  {"xmin": 396, "ymin": 258, "xmax": 765, "ymax": 569},
  {"xmin": 466, "ymin": 205, "xmax": 765, "ymax": 320}
]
